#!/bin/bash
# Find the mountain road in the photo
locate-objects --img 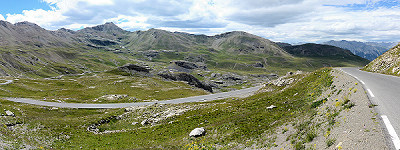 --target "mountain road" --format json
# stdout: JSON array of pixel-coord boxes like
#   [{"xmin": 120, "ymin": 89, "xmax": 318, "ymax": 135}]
[
  {"xmin": 3, "ymin": 85, "xmax": 261, "ymax": 109},
  {"xmin": 341, "ymin": 67, "xmax": 400, "ymax": 150}
]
